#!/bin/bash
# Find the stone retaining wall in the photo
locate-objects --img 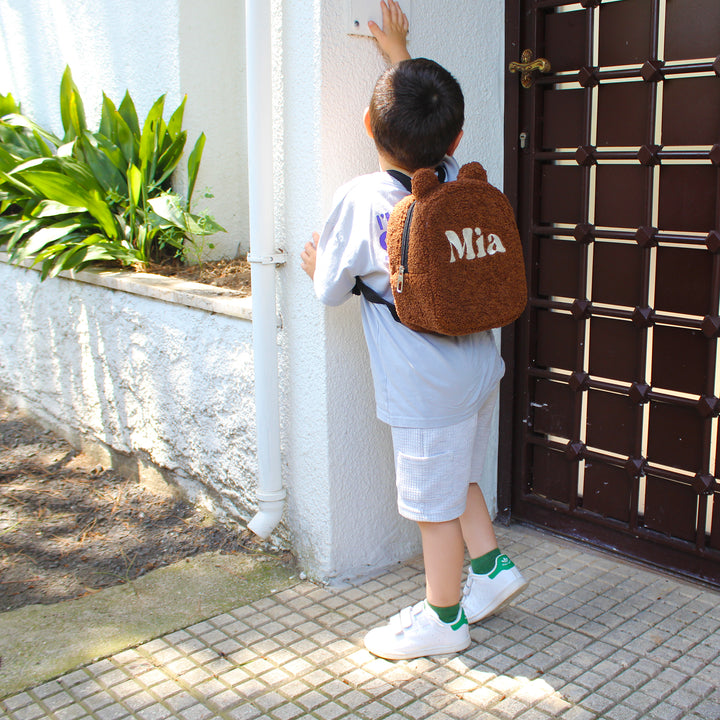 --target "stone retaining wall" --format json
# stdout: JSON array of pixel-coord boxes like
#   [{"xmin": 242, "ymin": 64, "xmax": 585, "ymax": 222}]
[{"xmin": 0, "ymin": 257, "xmax": 282, "ymax": 539}]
